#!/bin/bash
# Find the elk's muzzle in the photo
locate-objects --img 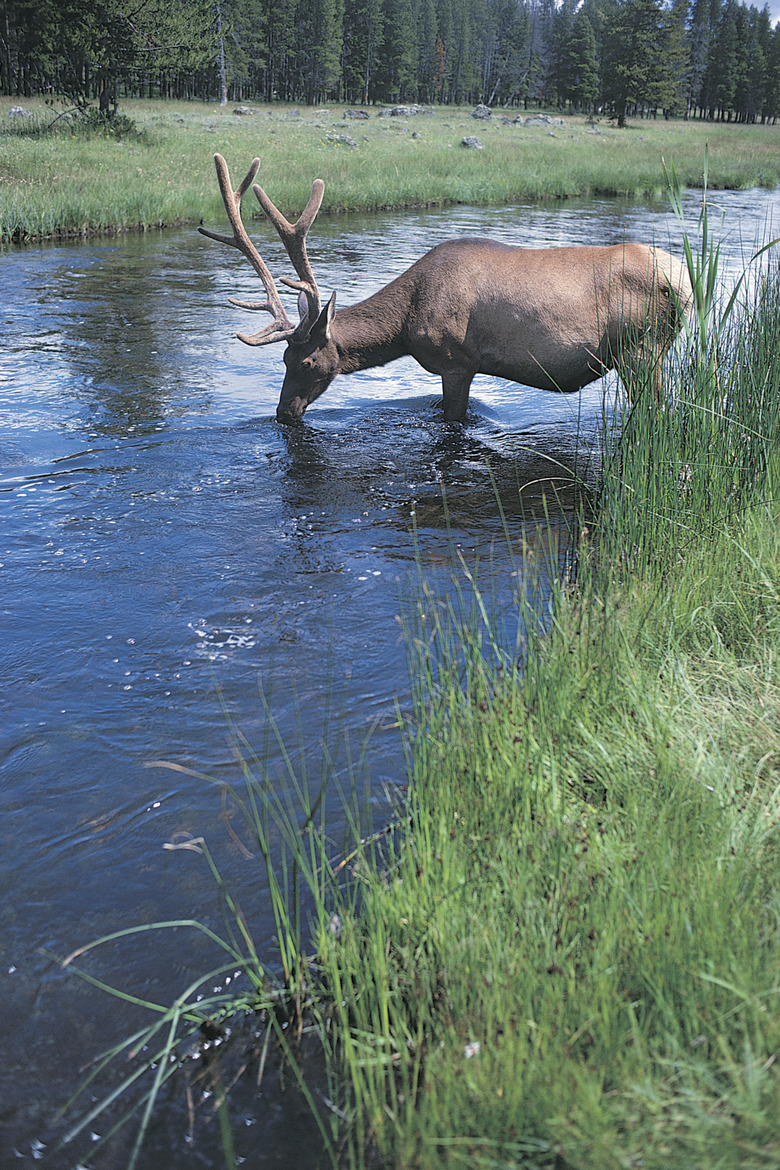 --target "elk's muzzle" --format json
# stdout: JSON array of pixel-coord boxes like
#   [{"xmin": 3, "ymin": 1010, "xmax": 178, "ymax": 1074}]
[{"xmin": 276, "ymin": 396, "xmax": 308, "ymax": 424}]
